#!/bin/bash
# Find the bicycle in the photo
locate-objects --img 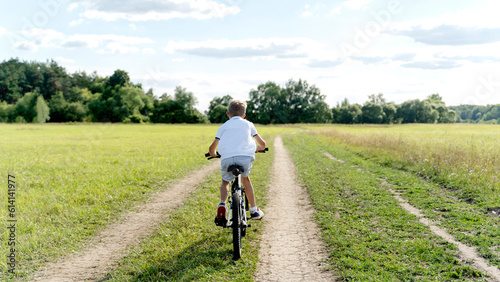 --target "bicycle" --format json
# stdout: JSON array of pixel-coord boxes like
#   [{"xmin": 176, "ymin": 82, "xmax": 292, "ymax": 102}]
[{"xmin": 205, "ymin": 148, "xmax": 268, "ymax": 260}]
